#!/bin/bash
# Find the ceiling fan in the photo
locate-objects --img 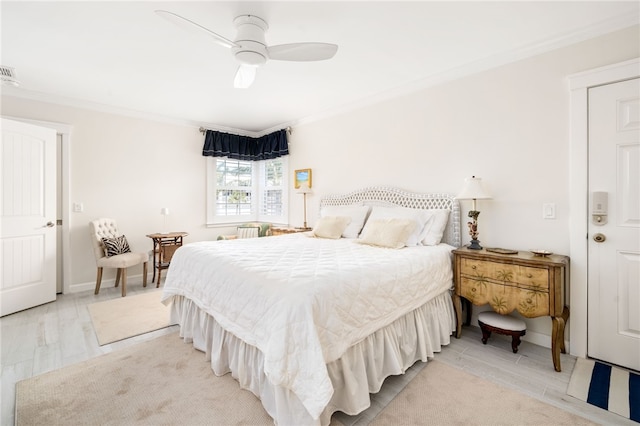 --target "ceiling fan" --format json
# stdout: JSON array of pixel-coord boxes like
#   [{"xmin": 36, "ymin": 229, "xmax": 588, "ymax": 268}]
[{"xmin": 155, "ymin": 10, "xmax": 338, "ymax": 89}]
